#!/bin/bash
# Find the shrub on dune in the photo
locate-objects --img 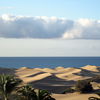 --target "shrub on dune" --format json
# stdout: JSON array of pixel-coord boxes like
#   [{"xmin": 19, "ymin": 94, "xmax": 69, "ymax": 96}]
[
  {"xmin": 17, "ymin": 85, "xmax": 56, "ymax": 100},
  {"xmin": 16, "ymin": 85, "xmax": 36, "ymax": 100},
  {"xmin": 0, "ymin": 74, "xmax": 56, "ymax": 100},
  {"xmin": 34, "ymin": 89, "xmax": 56, "ymax": 100},
  {"xmin": 0, "ymin": 74, "xmax": 22, "ymax": 100},
  {"xmin": 75, "ymin": 80, "xmax": 93, "ymax": 93},
  {"xmin": 62, "ymin": 87, "xmax": 75, "ymax": 94},
  {"xmin": 88, "ymin": 86, "xmax": 100, "ymax": 100}
]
